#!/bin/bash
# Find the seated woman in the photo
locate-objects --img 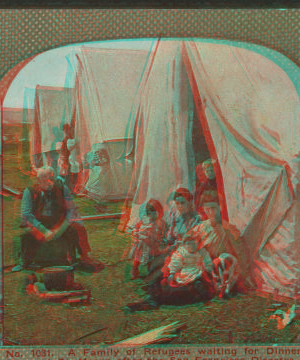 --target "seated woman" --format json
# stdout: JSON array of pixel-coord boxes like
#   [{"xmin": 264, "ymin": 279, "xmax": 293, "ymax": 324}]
[
  {"xmin": 144, "ymin": 187, "xmax": 202, "ymax": 284},
  {"xmin": 128, "ymin": 199, "xmax": 165, "ymax": 279},
  {"xmin": 164, "ymin": 187, "xmax": 202, "ymax": 247},
  {"xmin": 126, "ymin": 226, "xmax": 215, "ymax": 311}
]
